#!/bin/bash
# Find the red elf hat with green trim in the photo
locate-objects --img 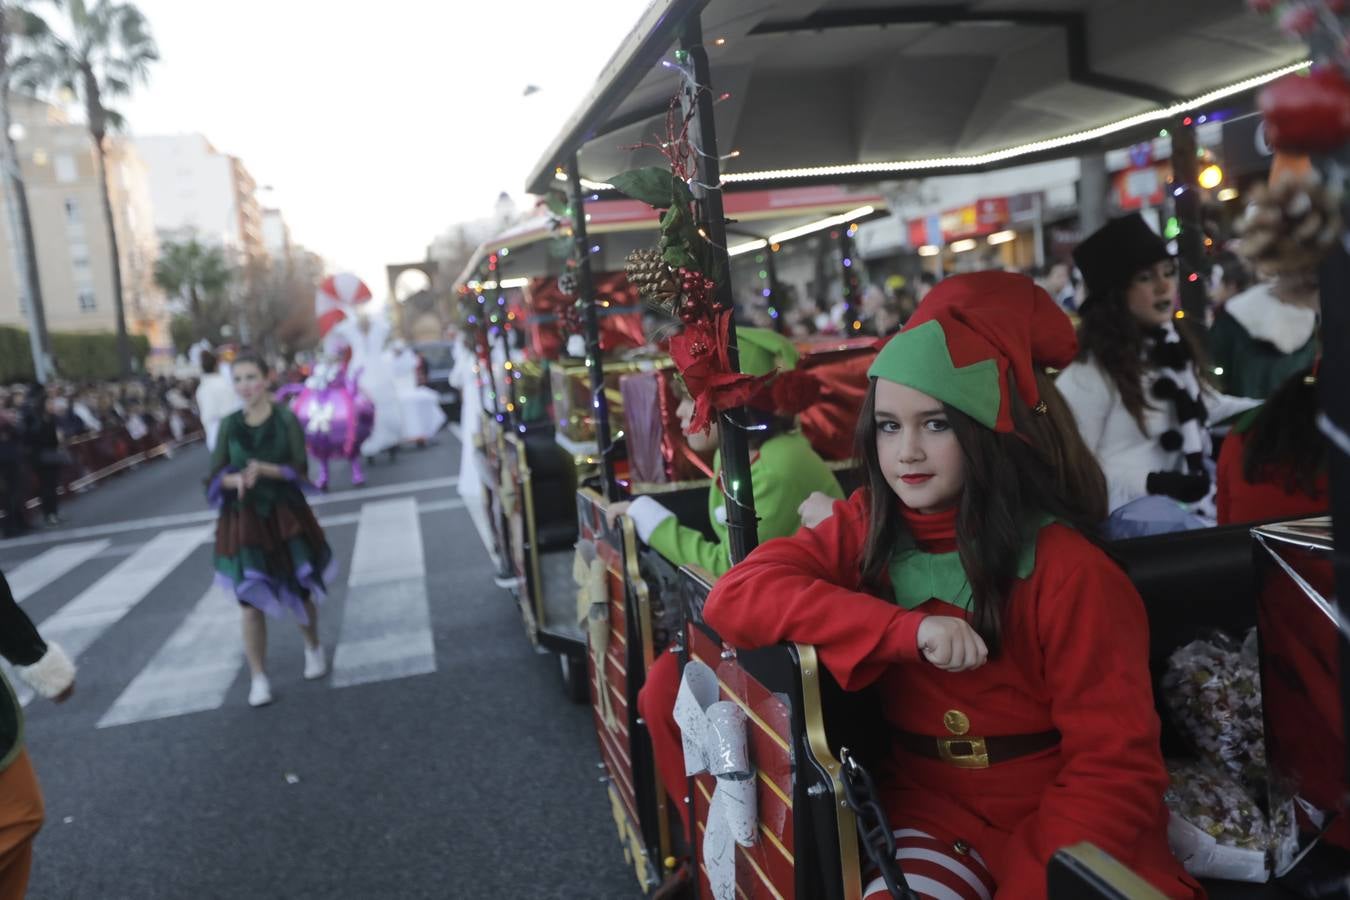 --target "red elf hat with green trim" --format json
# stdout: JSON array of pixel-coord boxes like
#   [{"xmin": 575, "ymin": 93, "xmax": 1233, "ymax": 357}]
[{"xmin": 867, "ymin": 272, "xmax": 1077, "ymax": 432}]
